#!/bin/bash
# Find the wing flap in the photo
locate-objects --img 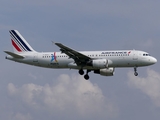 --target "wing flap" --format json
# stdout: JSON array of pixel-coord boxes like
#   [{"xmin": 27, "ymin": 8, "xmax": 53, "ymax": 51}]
[{"xmin": 4, "ymin": 51, "xmax": 24, "ymax": 58}]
